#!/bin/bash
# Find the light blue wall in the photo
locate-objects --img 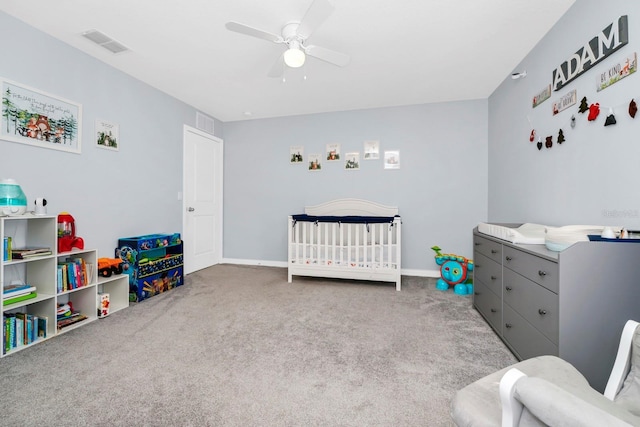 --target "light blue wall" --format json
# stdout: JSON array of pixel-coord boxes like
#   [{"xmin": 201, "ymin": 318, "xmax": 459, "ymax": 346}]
[
  {"xmin": 0, "ymin": 12, "xmax": 222, "ymax": 257},
  {"xmin": 489, "ymin": 1, "xmax": 640, "ymax": 228},
  {"xmin": 223, "ymin": 100, "xmax": 488, "ymax": 271},
  {"xmin": 2, "ymin": 11, "xmax": 490, "ymax": 273}
]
